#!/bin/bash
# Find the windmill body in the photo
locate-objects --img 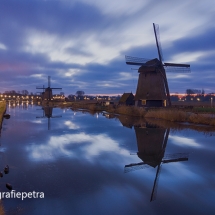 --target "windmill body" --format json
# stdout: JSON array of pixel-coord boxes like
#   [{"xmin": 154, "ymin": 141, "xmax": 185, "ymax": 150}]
[
  {"xmin": 42, "ymin": 87, "xmax": 53, "ymax": 101},
  {"xmin": 135, "ymin": 58, "xmax": 167, "ymax": 107},
  {"xmin": 125, "ymin": 23, "xmax": 190, "ymax": 107},
  {"xmin": 135, "ymin": 126, "xmax": 167, "ymax": 168}
]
